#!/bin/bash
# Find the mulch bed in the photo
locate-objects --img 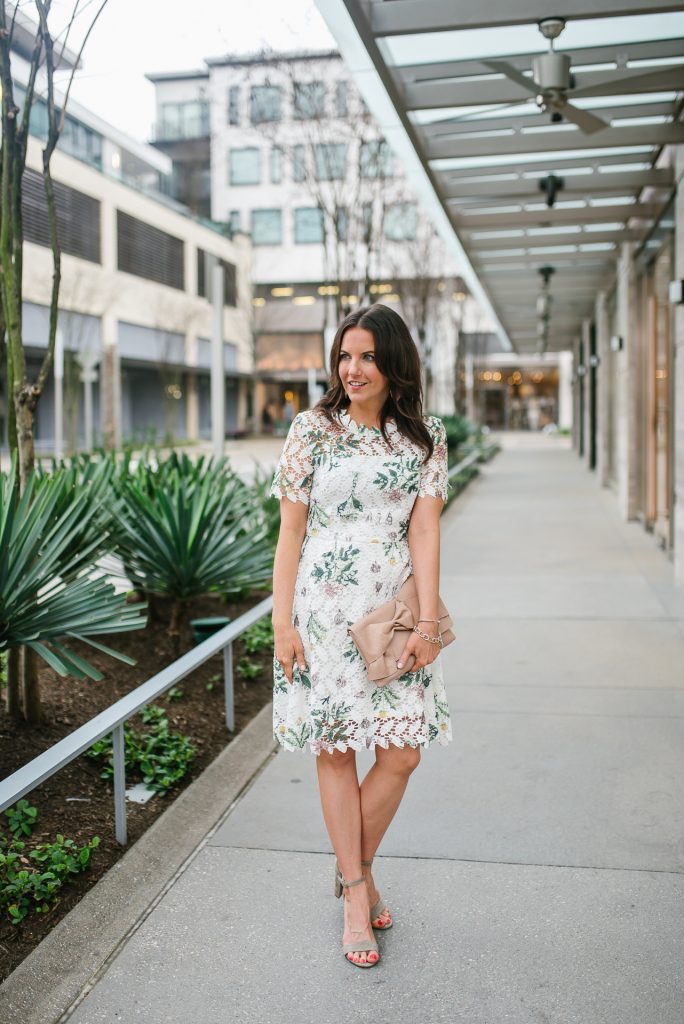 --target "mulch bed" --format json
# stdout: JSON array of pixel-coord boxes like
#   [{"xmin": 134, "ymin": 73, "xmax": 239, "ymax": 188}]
[{"xmin": 0, "ymin": 591, "xmax": 274, "ymax": 984}]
